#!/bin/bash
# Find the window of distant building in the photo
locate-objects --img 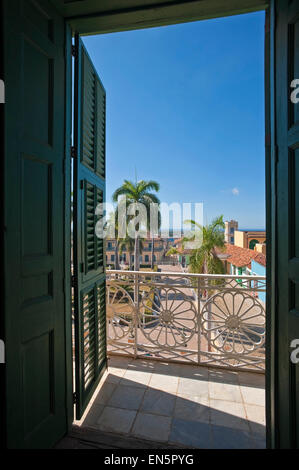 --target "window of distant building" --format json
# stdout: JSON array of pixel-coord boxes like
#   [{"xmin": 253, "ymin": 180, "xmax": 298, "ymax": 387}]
[
  {"xmin": 230, "ymin": 227, "xmax": 234, "ymax": 234},
  {"xmin": 230, "ymin": 236, "xmax": 234, "ymax": 243},
  {"xmin": 145, "ymin": 255, "xmax": 149, "ymax": 262},
  {"xmin": 111, "ymin": 254, "xmax": 115, "ymax": 261},
  {"xmin": 108, "ymin": 242, "xmax": 112, "ymax": 250}
]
